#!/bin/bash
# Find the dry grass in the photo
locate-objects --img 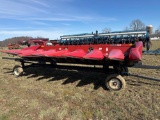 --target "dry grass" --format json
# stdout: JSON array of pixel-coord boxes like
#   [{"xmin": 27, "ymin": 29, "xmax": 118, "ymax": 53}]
[
  {"xmin": 150, "ymin": 40, "xmax": 160, "ymax": 50},
  {"xmin": 0, "ymin": 41, "xmax": 160, "ymax": 120}
]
